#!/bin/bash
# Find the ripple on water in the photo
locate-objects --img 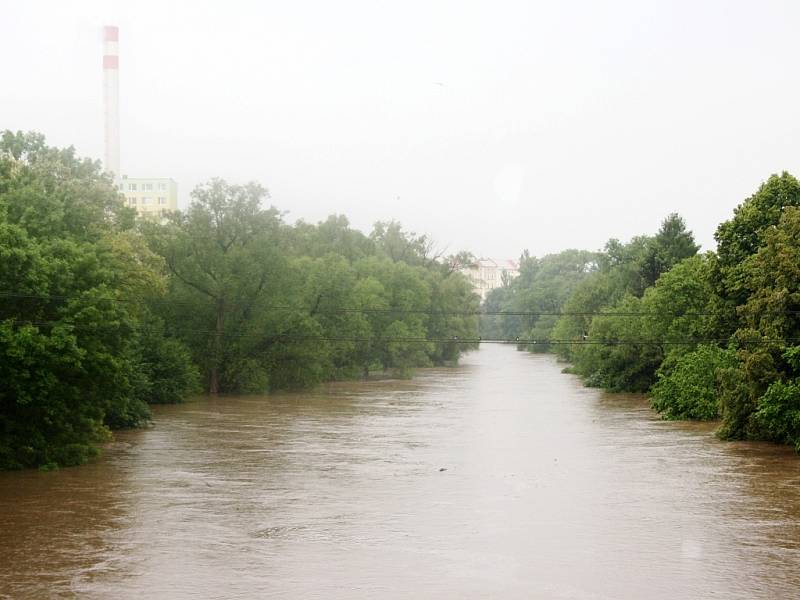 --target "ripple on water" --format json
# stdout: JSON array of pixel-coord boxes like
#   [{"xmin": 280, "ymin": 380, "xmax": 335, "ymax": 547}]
[{"xmin": 1, "ymin": 346, "xmax": 800, "ymax": 600}]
